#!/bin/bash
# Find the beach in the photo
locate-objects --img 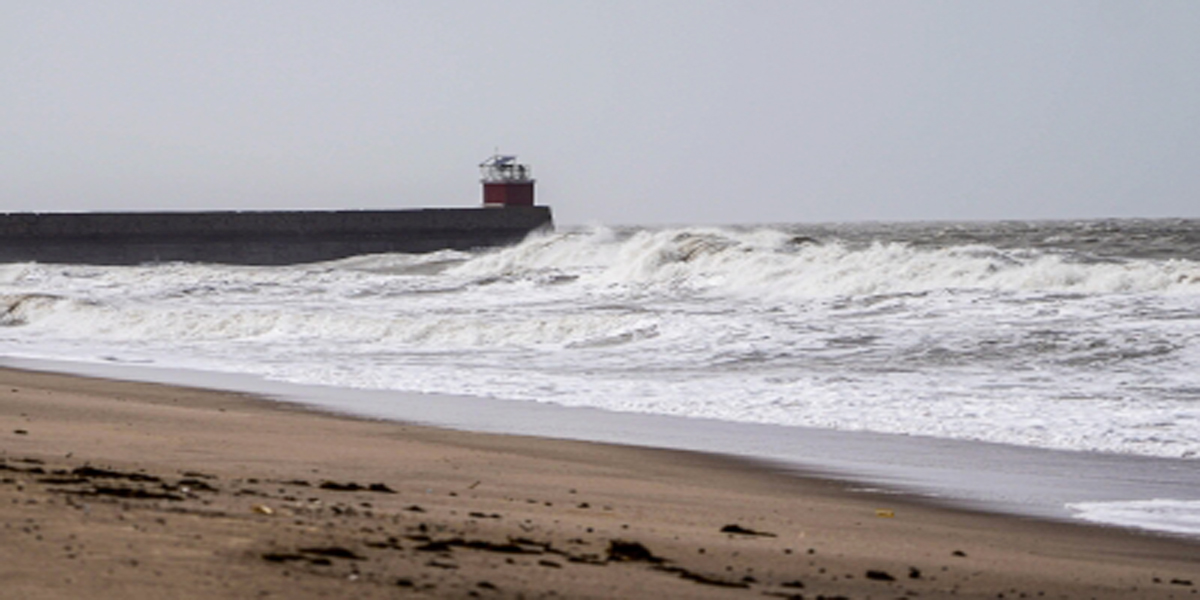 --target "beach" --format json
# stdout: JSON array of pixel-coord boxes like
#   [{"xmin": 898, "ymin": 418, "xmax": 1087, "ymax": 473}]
[{"xmin": 2, "ymin": 366, "xmax": 1197, "ymax": 599}]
